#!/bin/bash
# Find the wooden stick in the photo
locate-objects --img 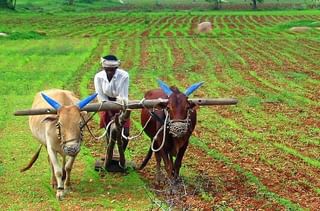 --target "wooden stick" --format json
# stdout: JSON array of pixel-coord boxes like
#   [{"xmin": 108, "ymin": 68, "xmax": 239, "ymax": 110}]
[
  {"xmin": 14, "ymin": 108, "xmax": 57, "ymax": 116},
  {"xmin": 14, "ymin": 98, "xmax": 238, "ymax": 116},
  {"xmin": 190, "ymin": 98, "xmax": 238, "ymax": 105}
]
